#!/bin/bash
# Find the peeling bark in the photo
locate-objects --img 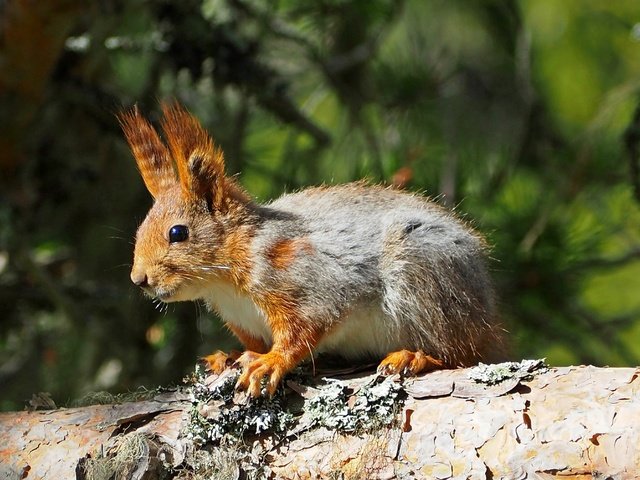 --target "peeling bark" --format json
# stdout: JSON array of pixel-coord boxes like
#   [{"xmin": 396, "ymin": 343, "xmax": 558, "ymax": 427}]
[{"xmin": 0, "ymin": 365, "xmax": 638, "ymax": 479}]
